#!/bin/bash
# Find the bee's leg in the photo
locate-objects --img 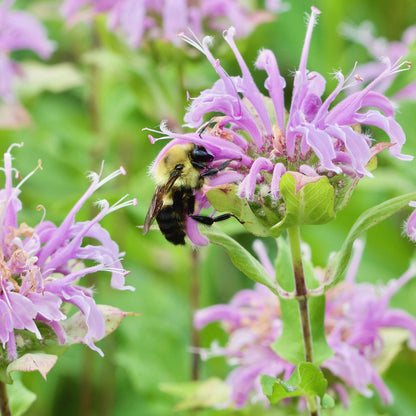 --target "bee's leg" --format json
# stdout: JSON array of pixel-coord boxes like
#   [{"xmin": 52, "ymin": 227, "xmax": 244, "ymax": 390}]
[
  {"xmin": 187, "ymin": 194, "xmax": 196, "ymax": 215},
  {"xmin": 190, "ymin": 213, "xmax": 244, "ymax": 225},
  {"xmin": 200, "ymin": 159, "xmax": 235, "ymax": 178}
]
